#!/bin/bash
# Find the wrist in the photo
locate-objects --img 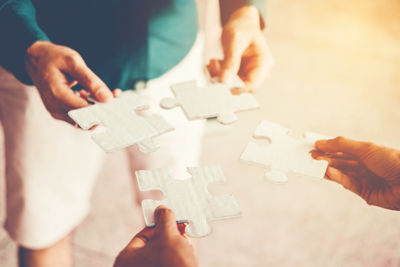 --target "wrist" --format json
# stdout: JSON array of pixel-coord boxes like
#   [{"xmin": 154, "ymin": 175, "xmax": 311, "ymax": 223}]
[
  {"xmin": 26, "ymin": 40, "xmax": 52, "ymax": 58},
  {"xmin": 230, "ymin": 5, "xmax": 263, "ymax": 30},
  {"xmin": 25, "ymin": 41, "xmax": 55, "ymax": 76}
]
